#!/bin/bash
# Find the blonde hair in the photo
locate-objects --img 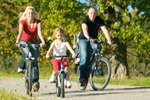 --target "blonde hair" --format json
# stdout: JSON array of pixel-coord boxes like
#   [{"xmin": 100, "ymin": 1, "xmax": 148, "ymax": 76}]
[
  {"xmin": 19, "ymin": 6, "xmax": 38, "ymax": 21},
  {"xmin": 53, "ymin": 28, "xmax": 65, "ymax": 36}
]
